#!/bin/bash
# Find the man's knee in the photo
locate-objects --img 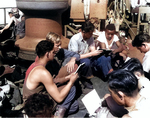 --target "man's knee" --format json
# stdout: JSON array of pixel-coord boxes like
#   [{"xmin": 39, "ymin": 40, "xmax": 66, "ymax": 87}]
[
  {"xmin": 80, "ymin": 58, "xmax": 90, "ymax": 67},
  {"xmin": 100, "ymin": 56, "xmax": 108, "ymax": 61},
  {"xmin": 97, "ymin": 56, "xmax": 111, "ymax": 65}
]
